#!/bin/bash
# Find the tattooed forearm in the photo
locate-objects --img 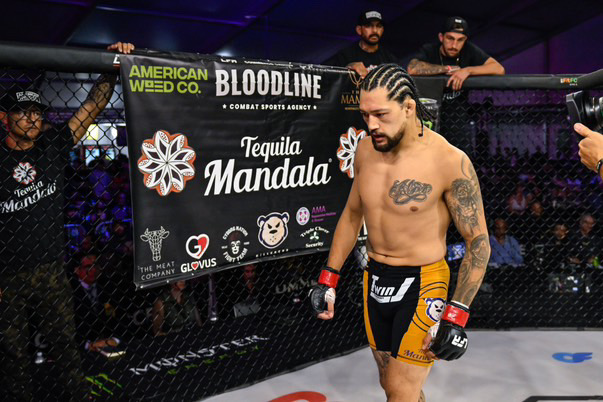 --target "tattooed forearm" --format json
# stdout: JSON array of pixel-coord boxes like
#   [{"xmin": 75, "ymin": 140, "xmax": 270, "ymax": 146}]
[
  {"xmin": 447, "ymin": 155, "xmax": 489, "ymax": 306},
  {"xmin": 87, "ymin": 74, "xmax": 117, "ymax": 106},
  {"xmin": 453, "ymin": 234, "xmax": 490, "ymax": 305},
  {"xmin": 408, "ymin": 59, "xmax": 447, "ymax": 76},
  {"xmin": 69, "ymin": 73, "xmax": 118, "ymax": 143}
]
